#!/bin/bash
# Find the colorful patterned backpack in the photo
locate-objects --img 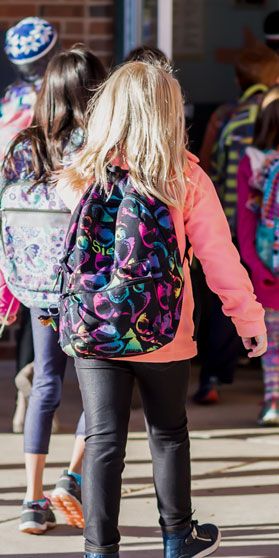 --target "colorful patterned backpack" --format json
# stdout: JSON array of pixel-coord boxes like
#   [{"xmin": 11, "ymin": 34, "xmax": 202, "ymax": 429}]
[
  {"xmin": 59, "ymin": 167, "xmax": 185, "ymax": 359},
  {"xmin": 254, "ymin": 152, "xmax": 279, "ymax": 275},
  {"xmin": 211, "ymin": 84, "xmax": 267, "ymax": 234}
]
